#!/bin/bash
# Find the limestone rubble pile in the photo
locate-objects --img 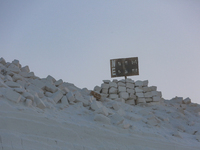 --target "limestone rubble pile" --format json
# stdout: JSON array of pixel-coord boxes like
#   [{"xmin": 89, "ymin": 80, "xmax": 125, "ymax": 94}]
[
  {"xmin": 1, "ymin": 57, "xmax": 200, "ymax": 143},
  {"xmin": 94, "ymin": 79, "xmax": 163, "ymax": 105}
]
